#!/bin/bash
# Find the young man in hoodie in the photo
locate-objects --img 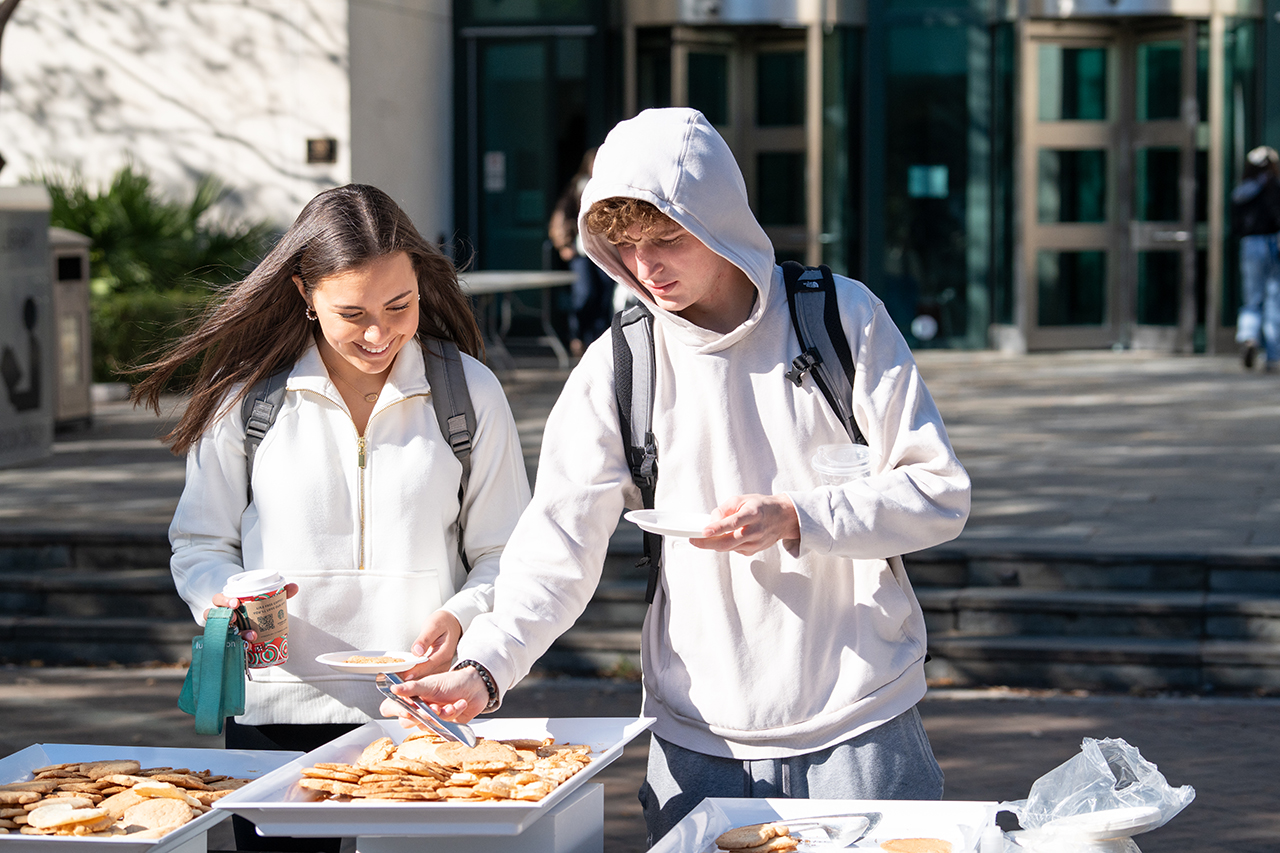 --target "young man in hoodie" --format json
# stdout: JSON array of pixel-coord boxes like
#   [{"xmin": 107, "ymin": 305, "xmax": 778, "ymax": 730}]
[{"xmin": 385, "ymin": 108, "xmax": 971, "ymax": 843}]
